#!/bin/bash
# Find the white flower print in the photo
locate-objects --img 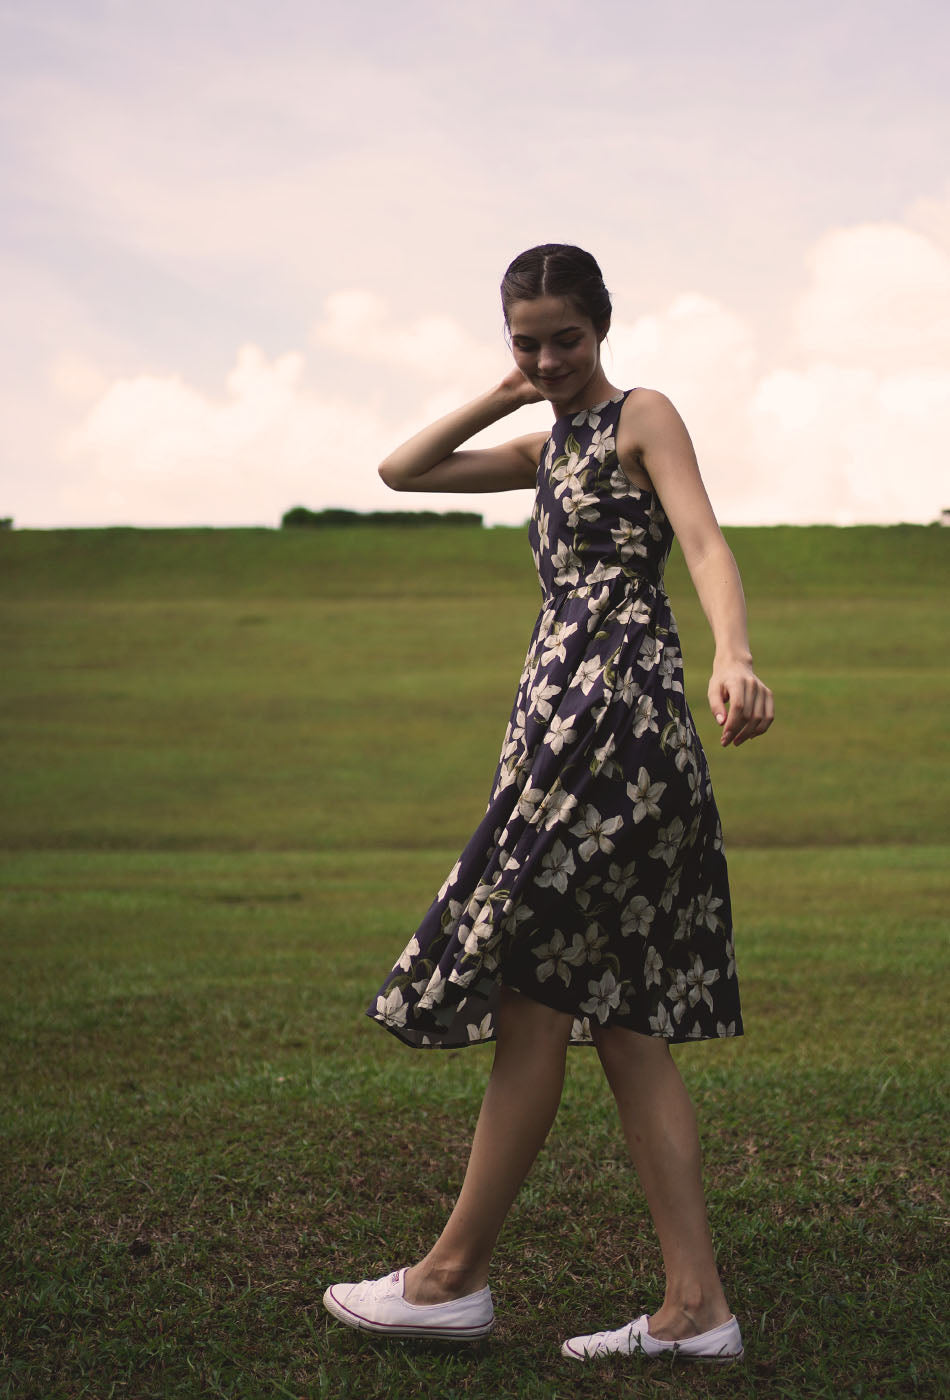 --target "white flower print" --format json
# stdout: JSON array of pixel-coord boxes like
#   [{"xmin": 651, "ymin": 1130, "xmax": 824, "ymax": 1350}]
[
  {"xmin": 646, "ymin": 498, "xmax": 665, "ymax": 540},
  {"xmin": 536, "ymin": 504, "xmax": 550, "ymax": 553},
  {"xmin": 447, "ymin": 962, "xmax": 477, "ymax": 989},
  {"xmin": 659, "ymin": 868, "xmax": 682, "ymax": 914},
  {"xmin": 620, "ymin": 895, "xmax": 656, "ymax": 938},
  {"xmin": 467, "ymin": 1013, "xmax": 493, "ymax": 1041},
  {"xmin": 396, "ymin": 937, "xmax": 420, "ymax": 971},
  {"xmin": 517, "ymin": 785, "xmax": 545, "ymax": 822},
  {"xmin": 658, "ymin": 647, "xmax": 684, "ymax": 694},
  {"xmin": 725, "ymin": 938, "xmax": 736, "ymax": 979},
  {"xmin": 441, "ymin": 897, "xmax": 465, "ymax": 933},
  {"xmin": 609, "ymin": 463, "xmax": 633, "ymax": 497},
  {"xmin": 543, "ymin": 713, "xmax": 578, "ymax": 754},
  {"xmin": 540, "ymin": 619, "xmax": 579, "ymax": 666},
  {"xmin": 549, "ymin": 540, "xmax": 581, "ymax": 587},
  {"xmin": 502, "ymin": 901, "xmax": 533, "ymax": 935},
  {"xmin": 649, "ymin": 1001, "xmax": 675, "ymax": 1037},
  {"xmin": 644, "ymin": 945, "xmax": 663, "ymax": 988},
  {"xmin": 374, "ymin": 986, "xmax": 408, "ymax": 1027},
  {"xmin": 591, "ymin": 734, "xmax": 622, "ymax": 780},
  {"xmin": 552, "ymin": 451, "xmax": 588, "ymax": 498},
  {"xmin": 417, "ymin": 967, "xmax": 446, "ymax": 1010},
  {"xmin": 588, "ymin": 426, "xmax": 615, "ymax": 461},
  {"xmin": 717, "ymin": 1020, "xmax": 737, "ymax": 1037},
  {"xmin": 614, "ymin": 595, "xmax": 651, "ymax": 627},
  {"xmin": 563, "ymin": 922, "xmax": 607, "ymax": 968},
  {"xmin": 664, "ymin": 719, "xmax": 692, "ymax": 772},
  {"xmin": 586, "ymin": 559, "xmax": 622, "ymax": 587},
  {"xmin": 437, "ymin": 859, "xmax": 461, "ymax": 901},
  {"xmin": 572, "ymin": 407, "xmax": 602, "ymax": 429},
  {"xmin": 564, "ymin": 490, "xmax": 600, "ymax": 528},
  {"xmin": 649, "ymin": 816, "xmax": 685, "ymax": 867},
  {"xmin": 695, "ymin": 889, "xmax": 724, "ymax": 932},
  {"xmin": 632, "ymin": 694, "xmax": 659, "ymax": 737},
  {"xmin": 528, "ymin": 678, "xmax": 562, "ymax": 721},
  {"xmin": 673, "ymin": 902, "xmax": 694, "ymax": 941},
  {"xmin": 580, "ymin": 970, "xmax": 625, "ymax": 1023},
  {"xmin": 535, "ymin": 839, "xmax": 576, "ymax": 893},
  {"xmin": 540, "ymin": 786, "xmax": 578, "ymax": 830},
  {"xmin": 616, "ymin": 668, "xmax": 641, "ymax": 708},
  {"xmin": 627, "ymin": 767, "xmax": 667, "ymax": 823},
  {"xmin": 611, "ymin": 519, "xmax": 648, "ymax": 561},
  {"xmin": 686, "ymin": 955, "xmax": 720, "ymax": 1011},
  {"xmin": 570, "ymin": 805, "xmax": 624, "ymax": 862},
  {"xmin": 638, "ymin": 635, "xmax": 662, "ymax": 671},
  {"xmin": 571, "ymin": 656, "xmax": 603, "ymax": 696},
  {"xmin": 667, "ymin": 971, "xmax": 690, "ymax": 1023},
  {"xmin": 604, "ymin": 859, "xmax": 637, "ymax": 900},
  {"xmin": 534, "ymin": 929, "xmax": 573, "ymax": 986}
]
